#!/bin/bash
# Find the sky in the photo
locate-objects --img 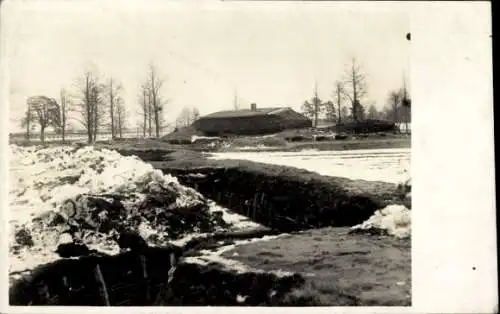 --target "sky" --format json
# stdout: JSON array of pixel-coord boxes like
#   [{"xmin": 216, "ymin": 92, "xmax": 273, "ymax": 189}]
[{"xmin": 2, "ymin": 0, "xmax": 410, "ymax": 133}]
